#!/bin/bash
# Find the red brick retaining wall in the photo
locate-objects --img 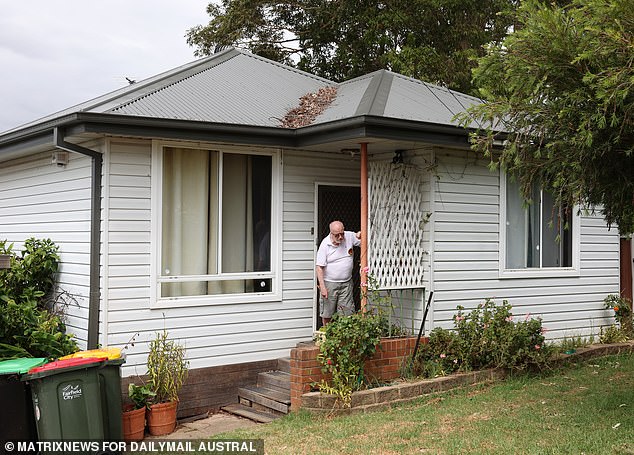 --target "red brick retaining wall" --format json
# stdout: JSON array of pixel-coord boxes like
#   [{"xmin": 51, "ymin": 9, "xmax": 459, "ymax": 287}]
[{"xmin": 290, "ymin": 336, "xmax": 420, "ymax": 411}]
